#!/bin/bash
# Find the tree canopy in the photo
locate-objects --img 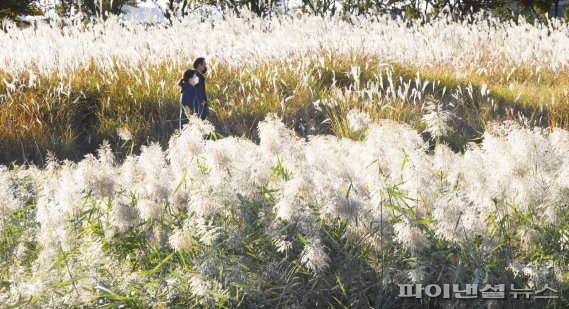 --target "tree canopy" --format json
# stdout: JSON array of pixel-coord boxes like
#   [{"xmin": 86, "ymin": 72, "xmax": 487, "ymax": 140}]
[
  {"xmin": 56, "ymin": 0, "xmax": 138, "ymax": 18},
  {"xmin": 0, "ymin": 0, "xmax": 43, "ymax": 22},
  {"xmin": 1, "ymin": 0, "xmax": 568, "ymax": 23}
]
